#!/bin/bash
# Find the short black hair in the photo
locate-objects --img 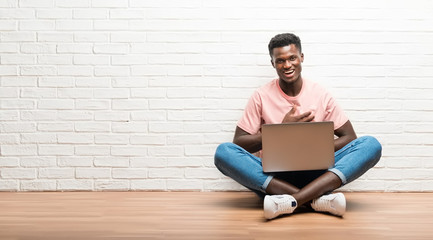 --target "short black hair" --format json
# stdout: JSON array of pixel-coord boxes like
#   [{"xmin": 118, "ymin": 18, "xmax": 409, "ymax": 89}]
[{"xmin": 268, "ymin": 33, "xmax": 302, "ymax": 58}]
